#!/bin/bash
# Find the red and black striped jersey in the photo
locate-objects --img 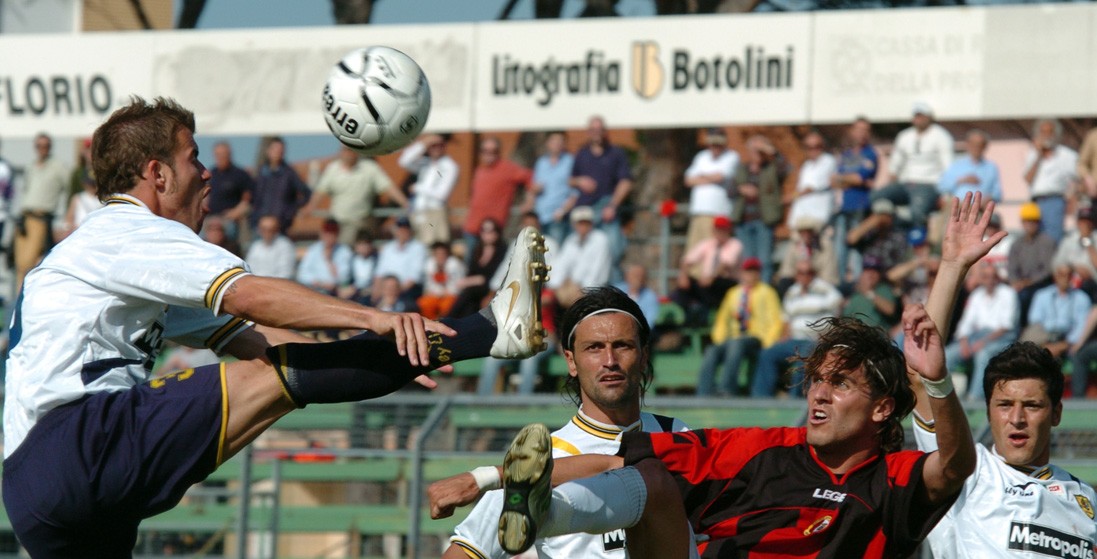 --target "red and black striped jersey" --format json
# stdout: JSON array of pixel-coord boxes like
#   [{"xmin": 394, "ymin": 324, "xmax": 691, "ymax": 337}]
[{"xmin": 620, "ymin": 426, "xmax": 955, "ymax": 559}]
